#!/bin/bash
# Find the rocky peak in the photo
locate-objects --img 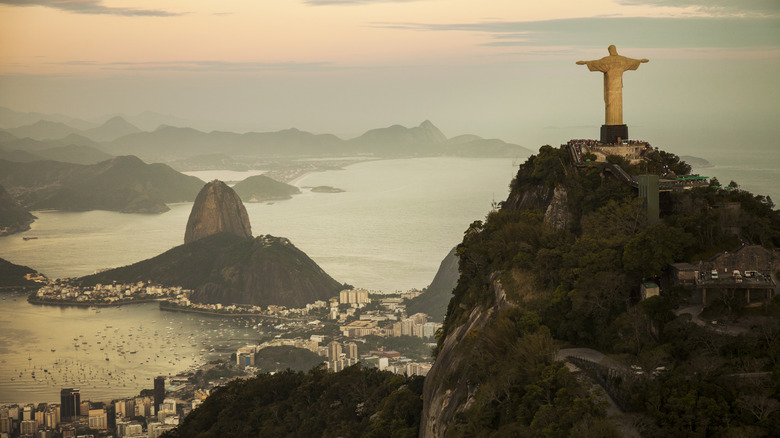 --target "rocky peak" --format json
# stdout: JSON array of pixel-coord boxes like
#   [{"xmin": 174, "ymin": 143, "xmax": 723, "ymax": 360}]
[{"xmin": 184, "ymin": 180, "xmax": 252, "ymax": 244}]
